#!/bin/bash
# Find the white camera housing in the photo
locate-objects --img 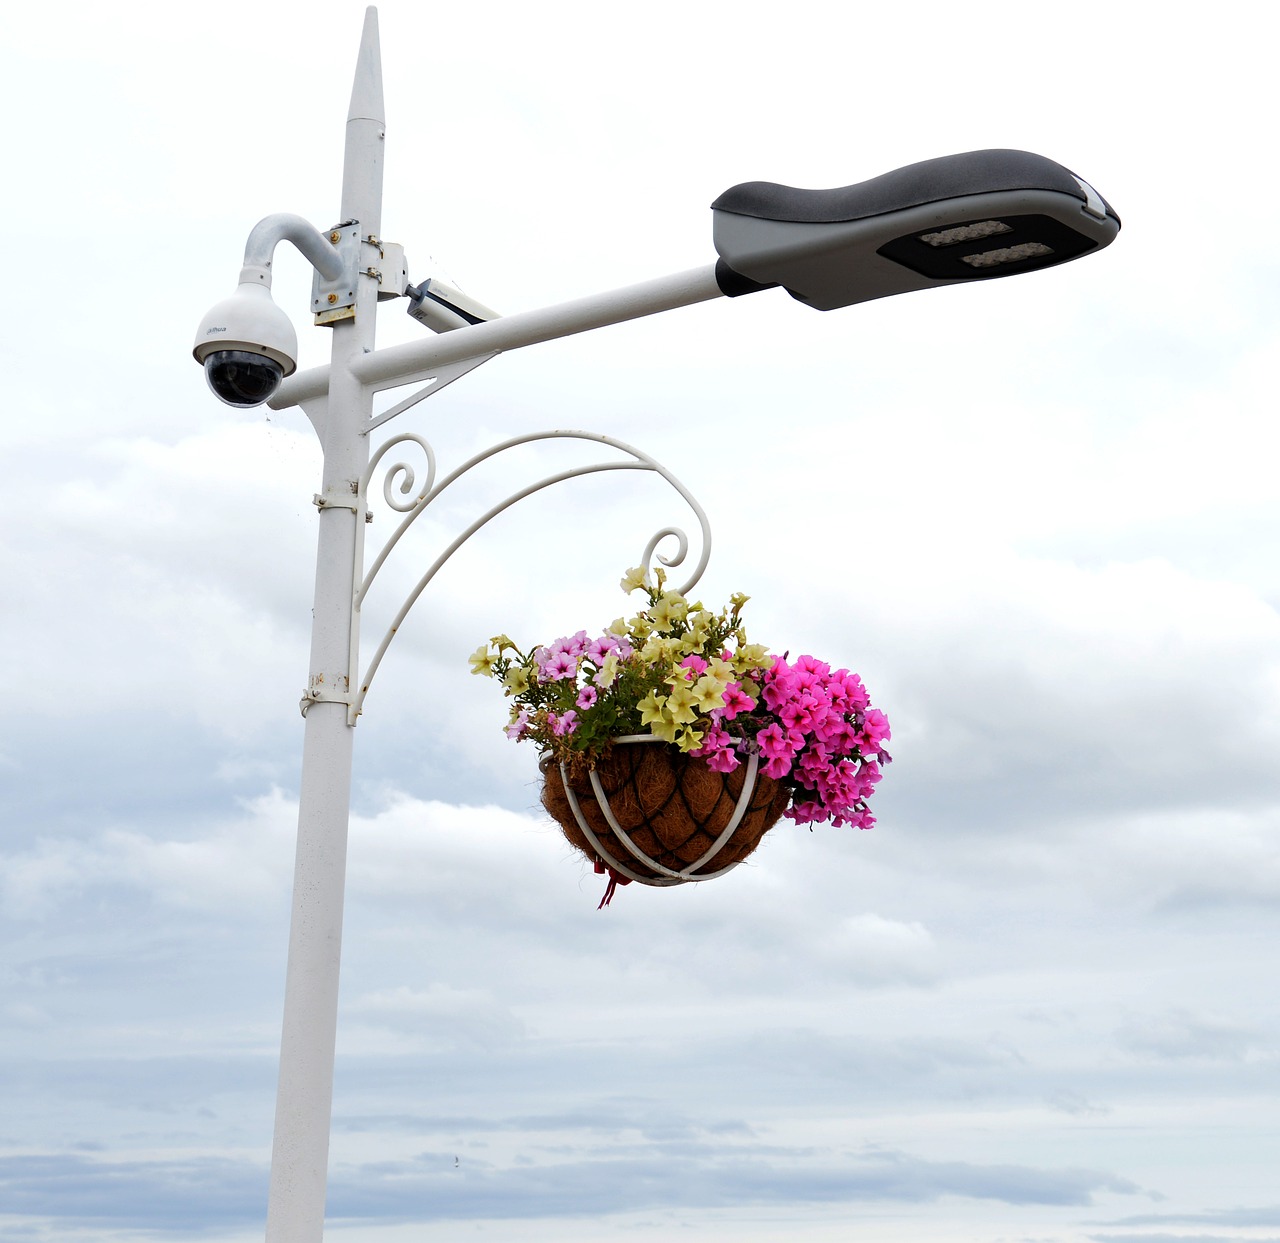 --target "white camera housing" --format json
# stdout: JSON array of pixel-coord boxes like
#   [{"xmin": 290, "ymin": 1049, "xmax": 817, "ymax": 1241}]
[
  {"xmin": 406, "ymin": 278, "xmax": 500, "ymax": 333},
  {"xmin": 193, "ymin": 282, "xmax": 299, "ymax": 407}
]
